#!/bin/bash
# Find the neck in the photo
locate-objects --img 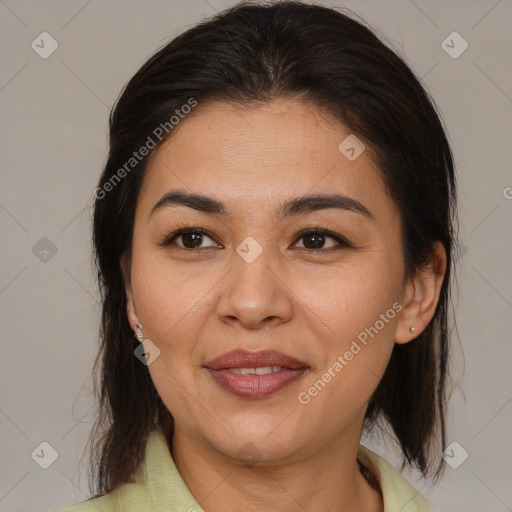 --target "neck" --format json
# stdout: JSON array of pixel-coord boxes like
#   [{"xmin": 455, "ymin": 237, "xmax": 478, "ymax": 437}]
[{"xmin": 169, "ymin": 426, "xmax": 383, "ymax": 512}]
